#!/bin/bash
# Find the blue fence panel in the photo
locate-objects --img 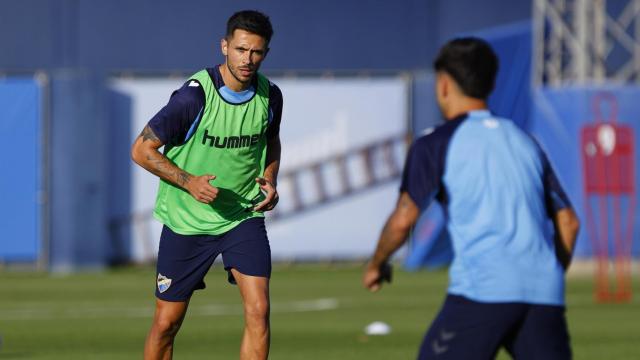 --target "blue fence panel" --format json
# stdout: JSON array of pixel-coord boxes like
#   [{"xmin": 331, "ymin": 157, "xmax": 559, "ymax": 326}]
[
  {"xmin": 530, "ymin": 86, "xmax": 640, "ymax": 258},
  {"xmin": 0, "ymin": 78, "xmax": 42, "ymax": 261},
  {"xmin": 482, "ymin": 21, "xmax": 532, "ymax": 129},
  {"xmin": 49, "ymin": 71, "xmax": 109, "ymax": 271}
]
